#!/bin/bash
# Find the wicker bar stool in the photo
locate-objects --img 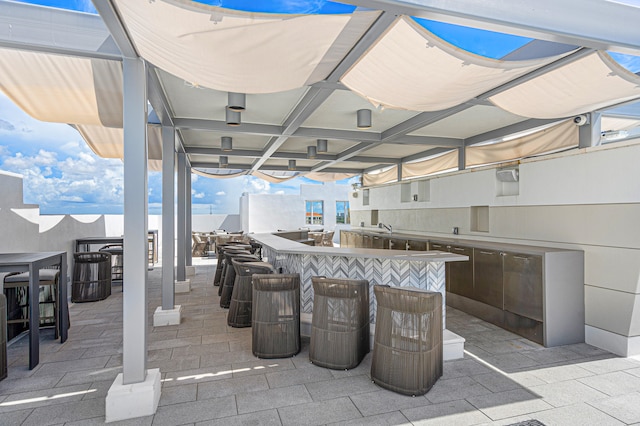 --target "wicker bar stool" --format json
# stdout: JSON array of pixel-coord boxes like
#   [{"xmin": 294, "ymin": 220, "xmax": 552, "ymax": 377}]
[
  {"xmin": 252, "ymin": 274, "xmax": 300, "ymax": 358},
  {"xmin": 213, "ymin": 243, "xmax": 252, "ymax": 287},
  {"xmin": 310, "ymin": 277, "xmax": 370, "ymax": 370},
  {"xmin": 218, "ymin": 248, "xmax": 252, "ymax": 297},
  {"xmin": 371, "ymin": 285, "xmax": 442, "ymax": 396},
  {"xmin": 72, "ymin": 252, "xmax": 112, "ymax": 302},
  {"xmin": 219, "ymin": 254, "xmax": 259, "ymax": 308},
  {"xmin": 3, "ymin": 269, "xmax": 61, "ymax": 338},
  {"xmin": 228, "ymin": 261, "xmax": 274, "ymax": 328},
  {"xmin": 0, "ymin": 293, "xmax": 6, "ymax": 381},
  {"xmin": 99, "ymin": 244, "xmax": 123, "ymax": 285}
]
